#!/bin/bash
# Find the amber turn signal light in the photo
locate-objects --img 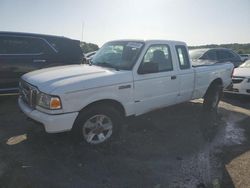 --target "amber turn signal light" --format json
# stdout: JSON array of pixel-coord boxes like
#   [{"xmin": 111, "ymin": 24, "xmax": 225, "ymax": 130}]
[{"xmin": 50, "ymin": 97, "xmax": 62, "ymax": 109}]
